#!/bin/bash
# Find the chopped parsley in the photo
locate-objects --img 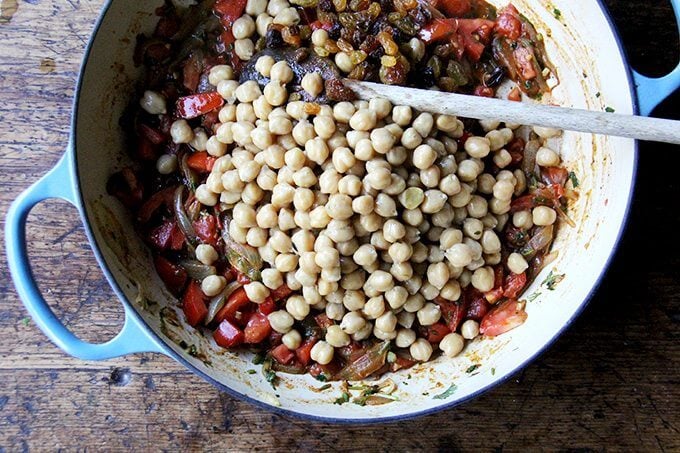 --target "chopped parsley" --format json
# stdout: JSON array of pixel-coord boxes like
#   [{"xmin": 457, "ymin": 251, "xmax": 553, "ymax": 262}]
[
  {"xmin": 596, "ymin": 92, "xmax": 601, "ymax": 98},
  {"xmin": 246, "ymin": 369, "xmax": 256, "ymax": 375},
  {"xmin": 568, "ymin": 171, "xmax": 580, "ymax": 188},
  {"xmin": 491, "ymin": 368, "xmax": 496, "ymax": 376},
  {"xmin": 605, "ymin": 106, "xmax": 616, "ymax": 113},
  {"xmin": 318, "ymin": 383, "xmax": 332, "ymax": 391},
  {"xmin": 542, "ymin": 270, "xmax": 565, "ymax": 290},
  {"xmin": 21, "ymin": 317, "xmax": 30, "ymax": 326},
  {"xmin": 252, "ymin": 353, "xmax": 265, "ymax": 365},
  {"xmin": 314, "ymin": 374, "xmax": 328, "ymax": 382},
  {"xmin": 264, "ymin": 370, "xmax": 278, "ymax": 389},
  {"xmin": 334, "ymin": 392, "xmax": 350, "ymax": 405},
  {"xmin": 466, "ymin": 364, "xmax": 481, "ymax": 374},
  {"xmin": 433, "ymin": 384, "xmax": 458, "ymax": 400},
  {"xmin": 527, "ymin": 292, "xmax": 542, "ymax": 302},
  {"xmin": 553, "ymin": 8, "xmax": 561, "ymax": 19}
]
